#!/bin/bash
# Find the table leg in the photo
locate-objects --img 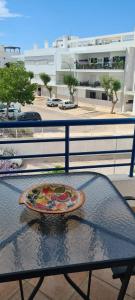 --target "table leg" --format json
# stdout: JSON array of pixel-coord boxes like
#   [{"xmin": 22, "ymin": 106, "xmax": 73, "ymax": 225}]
[
  {"xmin": 28, "ymin": 276, "xmax": 44, "ymax": 300},
  {"xmin": 117, "ymin": 264, "xmax": 134, "ymax": 300},
  {"xmin": 19, "ymin": 280, "xmax": 24, "ymax": 300},
  {"xmin": 87, "ymin": 271, "xmax": 92, "ymax": 298},
  {"xmin": 64, "ymin": 271, "xmax": 92, "ymax": 300}
]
